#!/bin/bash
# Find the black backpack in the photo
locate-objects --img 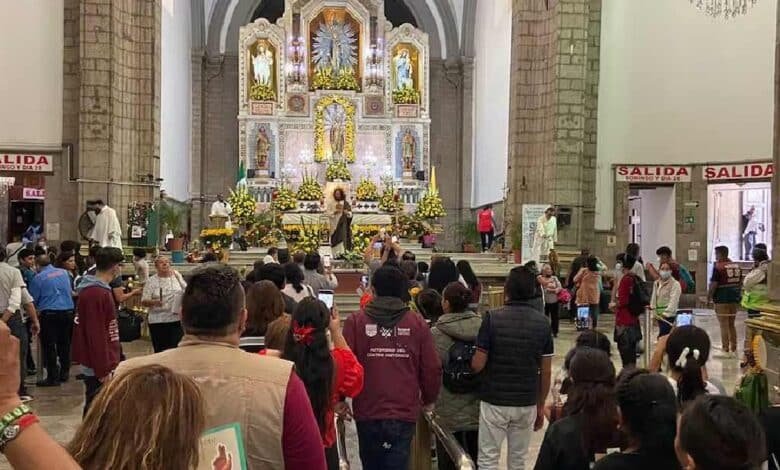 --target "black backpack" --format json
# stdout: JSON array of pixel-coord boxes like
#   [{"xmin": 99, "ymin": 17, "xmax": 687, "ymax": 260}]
[
  {"xmin": 627, "ymin": 274, "xmax": 650, "ymax": 316},
  {"xmin": 443, "ymin": 338, "xmax": 480, "ymax": 394}
]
